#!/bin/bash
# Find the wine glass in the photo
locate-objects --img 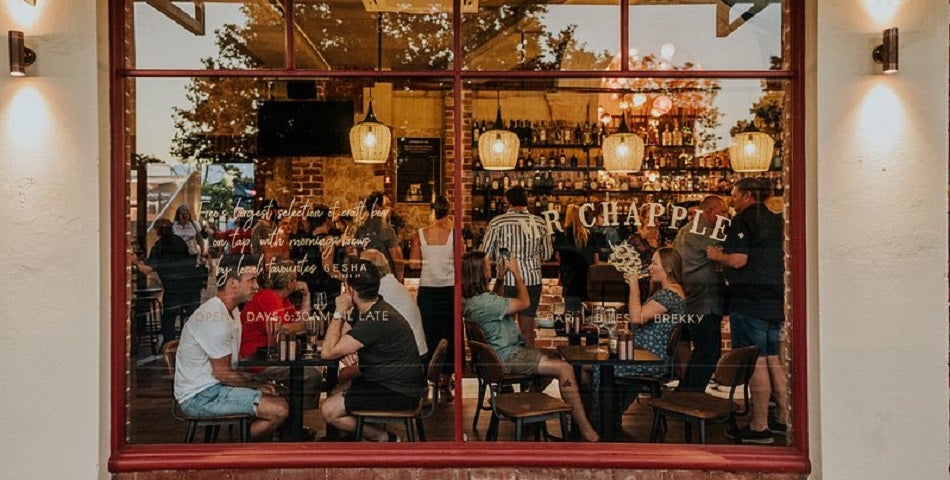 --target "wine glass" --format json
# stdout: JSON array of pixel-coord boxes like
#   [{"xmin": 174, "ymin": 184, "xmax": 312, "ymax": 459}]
[
  {"xmin": 591, "ymin": 305, "xmax": 606, "ymax": 337},
  {"xmin": 313, "ymin": 291, "xmax": 328, "ymax": 315}
]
